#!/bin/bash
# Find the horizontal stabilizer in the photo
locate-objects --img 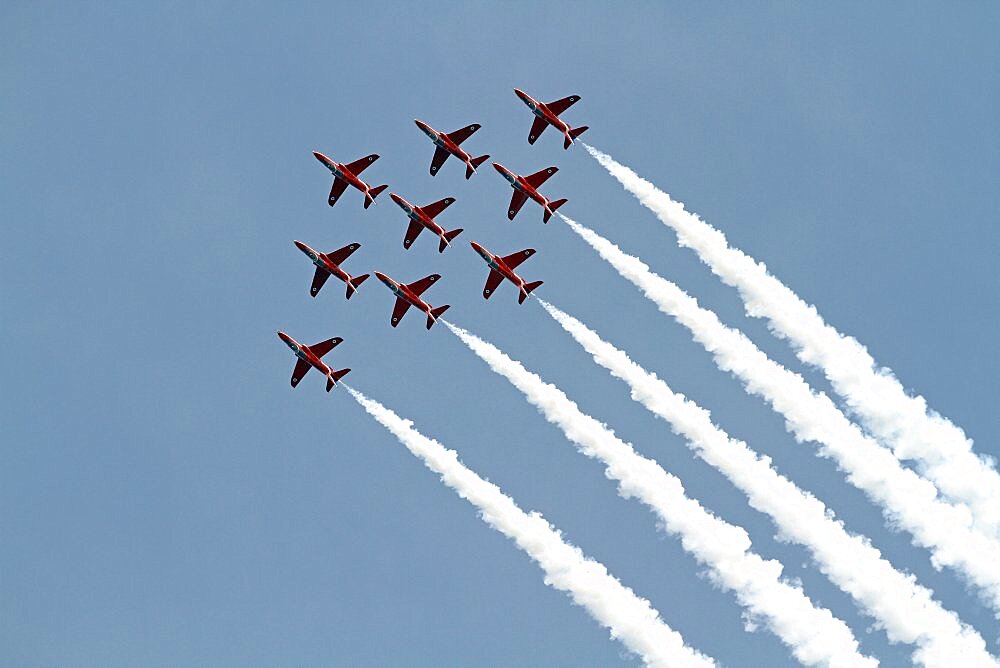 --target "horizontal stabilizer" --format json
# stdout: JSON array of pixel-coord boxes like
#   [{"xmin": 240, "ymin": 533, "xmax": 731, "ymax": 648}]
[
  {"xmin": 519, "ymin": 280, "xmax": 544, "ymax": 304},
  {"xmin": 565, "ymin": 125, "xmax": 589, "ymax": 149},
  {"xmin": 466, "ymin": 154, "xmax": 490, "ymax": 179},
  {"xmin": 543, "ymin": 198, "xmax": 568, "ymax": 223},
  {"xmin": 439, "ymin": 228, "xmax": 464, "ymax": 253},
  {"xmin": 326, "ymin": 368, "xmax": 351, "ymax": 392},
  {"xmin": 427, "ymin": 304, "xmax": 450, "ymax": 330},
  {"xmin": 346, "ymin": 273, "xmax": 369, "ymax": 300},
  {"xmin": 364, "ymin": 184, "xmax": 388, "ymax": 209}
]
